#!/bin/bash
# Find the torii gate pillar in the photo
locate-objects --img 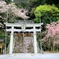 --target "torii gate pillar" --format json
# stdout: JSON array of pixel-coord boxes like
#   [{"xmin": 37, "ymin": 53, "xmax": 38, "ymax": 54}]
[
  {"xmin": 33, "ymin": 26, "xmax": 38, "ymax": 54},
  {"xmin": 9, "ymin": 26, "xmax": 14, "ymax": 54}
]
